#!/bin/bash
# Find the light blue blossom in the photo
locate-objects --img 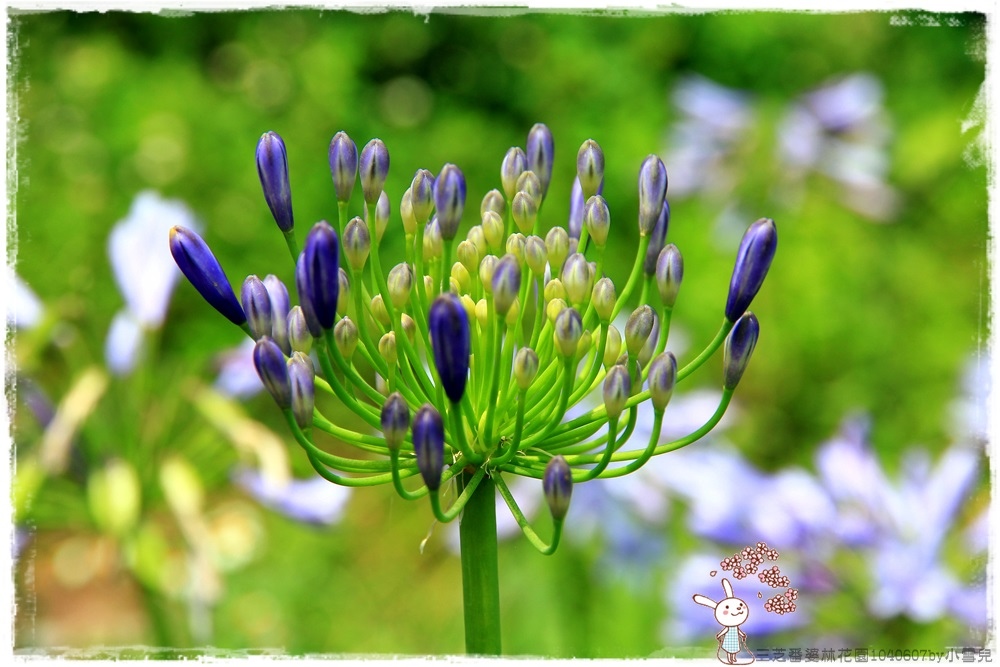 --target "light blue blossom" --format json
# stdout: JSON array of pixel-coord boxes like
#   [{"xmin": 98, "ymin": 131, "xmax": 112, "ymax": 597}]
[
  {"xmin": 234, "ymin": 467, "xmax": 352, "ymax": 527},
  {"xmin": 5, "ymin": 268, "xmax": 44, "ymax": 330}
]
